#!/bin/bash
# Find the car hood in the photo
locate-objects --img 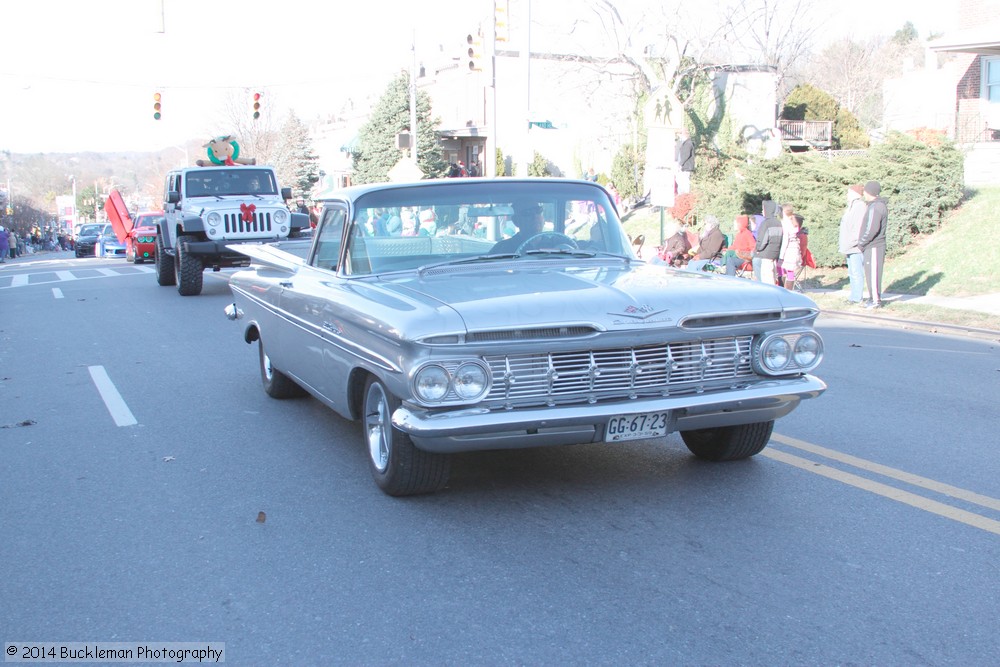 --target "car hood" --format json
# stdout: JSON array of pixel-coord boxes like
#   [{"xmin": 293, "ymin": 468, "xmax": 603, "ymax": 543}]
[{"xmin": 375, "ymin": 261, "xmax": 815, "ymax": 333}]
